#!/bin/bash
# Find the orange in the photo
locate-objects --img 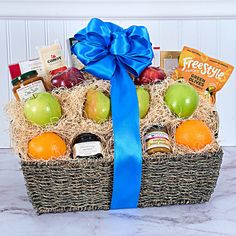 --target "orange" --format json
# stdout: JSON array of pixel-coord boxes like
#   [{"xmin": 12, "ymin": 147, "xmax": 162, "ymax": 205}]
[
  {"xmin": 28, "ymin": 132, "xmax": 67, "ymax": 160},
  {"xmin": 175, "ymin": 120, "xmax": 213, "ymax": 151}
]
